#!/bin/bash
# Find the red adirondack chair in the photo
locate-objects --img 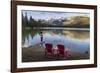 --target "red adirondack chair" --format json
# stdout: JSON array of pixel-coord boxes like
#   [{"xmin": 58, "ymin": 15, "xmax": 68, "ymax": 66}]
[
  {"xmin": 45, "ymin": 43, "xmax": 54, "ymax": 56},
  {"xmin": 57, "ymin": 44, "xmax": 69, "ymax": 57}
]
